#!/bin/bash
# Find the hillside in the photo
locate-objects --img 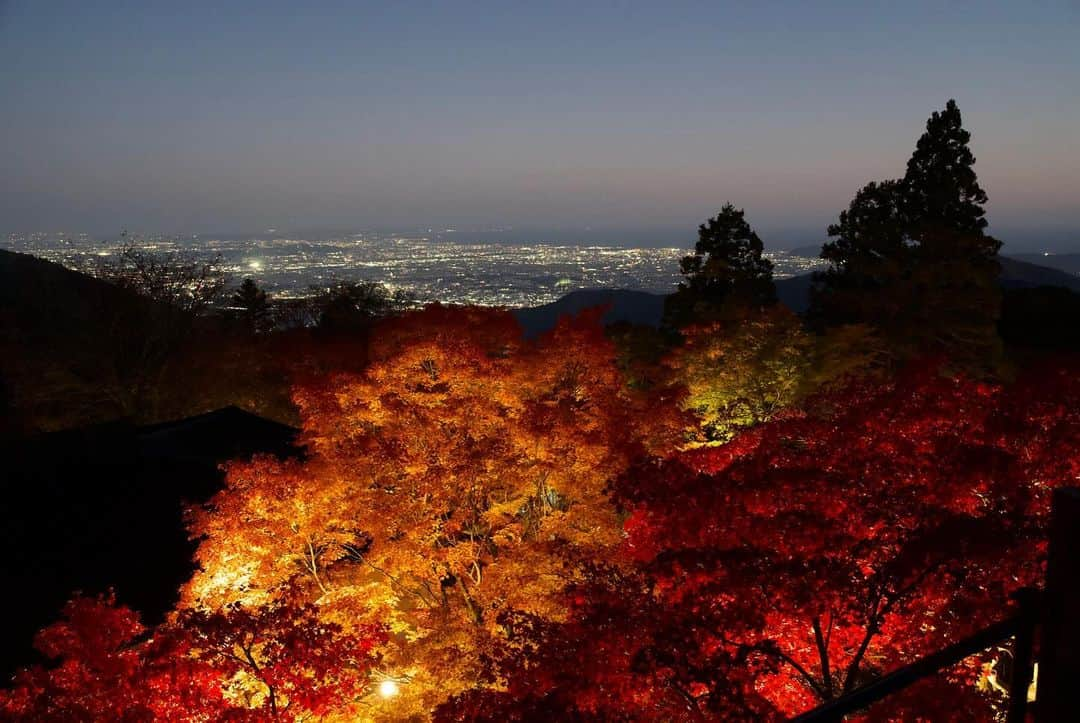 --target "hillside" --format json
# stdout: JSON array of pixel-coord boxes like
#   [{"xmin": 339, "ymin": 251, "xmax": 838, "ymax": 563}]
[
  {"xmin": 1010, "ymin": 253, "xmax": 1080, "ymax": 276},
  {"xmin": 999, "ymin": 256, "xmax": 1080, "ymax": 290},
  {"xmin": 772, "ymin": 256, "xmax": 1080, "ymax": 313},
  {"xmin": 8, "ymin": 247, "xmax": 1078, "ymax": 402},
  {"xmin": 0, "ymin": 249, "xmax": 146, "ymax": 430},
  {"xmin": 1, "ymin": 250, "xmax": 300, "ymax": 432},
  {"xmin": 0, "ymin": 248, "xmax": 138, "ymax": 336},
  {"xmin": 512, "ymin": 288, "xmax": 667, "ymax": 337},
  {"xmin": 509, "ymin": 252, "xmax": 1080, "ymax": 334},
  {"xmin": 787, "ymin": 245, "xmax": 1080, "ymax": 283}
]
